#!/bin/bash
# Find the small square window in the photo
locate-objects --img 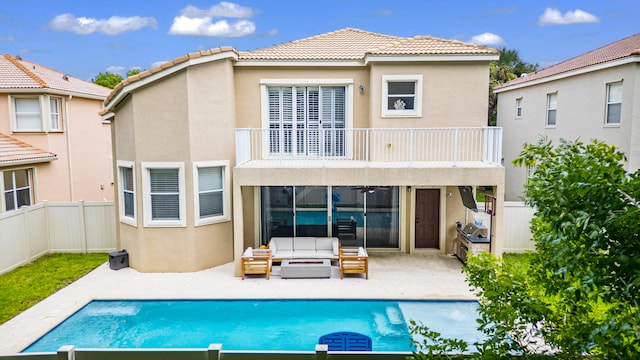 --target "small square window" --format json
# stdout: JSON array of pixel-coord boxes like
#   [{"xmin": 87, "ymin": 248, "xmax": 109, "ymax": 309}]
[
  {"xmin": 382, "ymin": 75, "xmax": 422, "ymax": 117},
  {"xmin": 3, "ymin": 169, "xmax": 32, "ymax": 212}
]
